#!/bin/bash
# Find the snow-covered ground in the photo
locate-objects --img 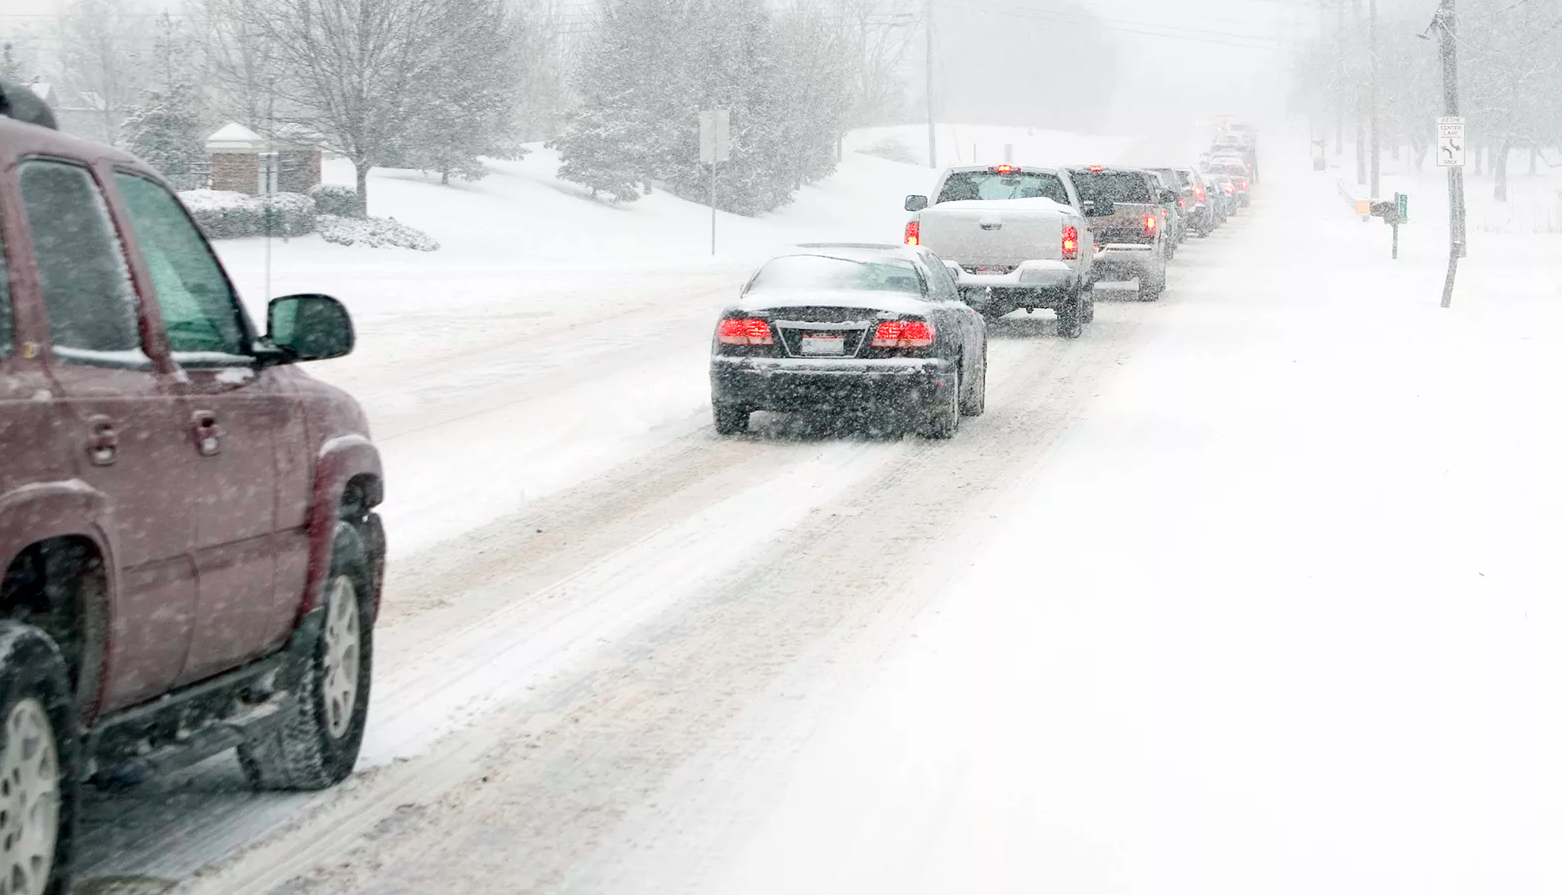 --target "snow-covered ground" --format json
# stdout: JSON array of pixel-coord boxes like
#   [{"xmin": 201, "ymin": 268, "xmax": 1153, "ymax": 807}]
[{"xmin": 77, "ymin": 126, "xmax": 1562, "ymax": 895}]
